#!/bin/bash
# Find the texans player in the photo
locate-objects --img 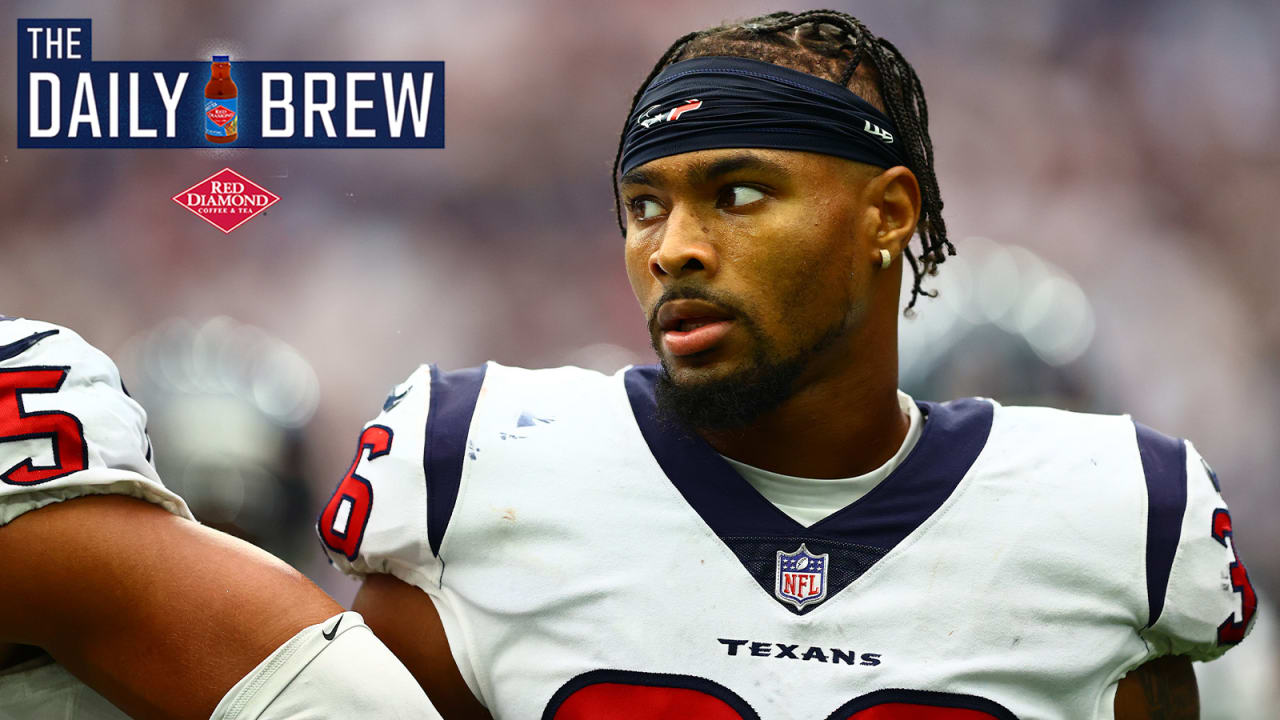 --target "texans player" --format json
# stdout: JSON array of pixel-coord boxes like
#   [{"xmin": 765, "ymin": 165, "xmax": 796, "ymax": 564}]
[
  {"xmin": 0, "ymin": 317, "xmax": 442, "ymax": 719},
  {"xmin": 319, "ymin": 11, "xmax": 1256, "ymax": 719}
]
